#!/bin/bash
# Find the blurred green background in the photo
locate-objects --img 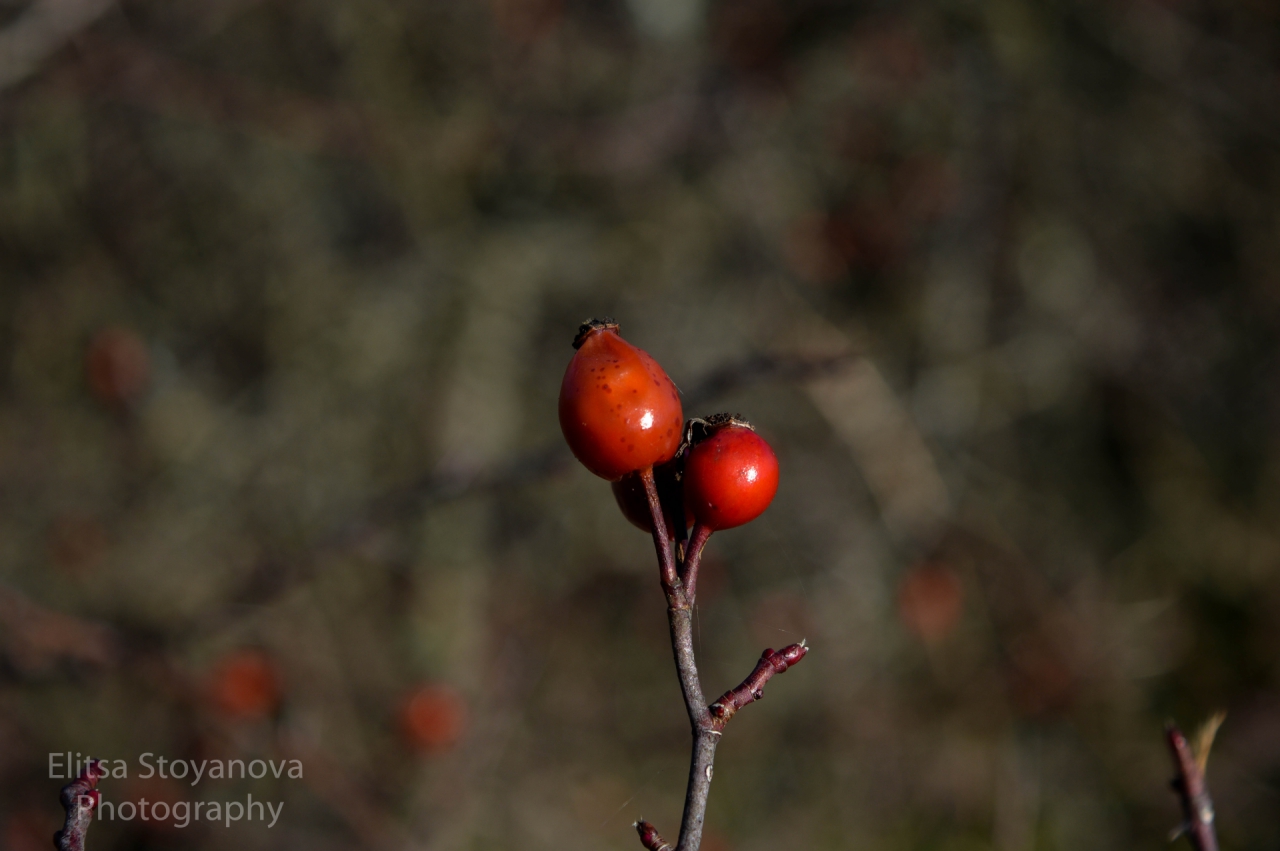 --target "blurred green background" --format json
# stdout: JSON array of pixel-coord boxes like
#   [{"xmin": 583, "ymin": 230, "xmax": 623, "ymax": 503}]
[{"xmin": 2, "ymin": 0, "xmax": 1279, "ymax": 849}]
